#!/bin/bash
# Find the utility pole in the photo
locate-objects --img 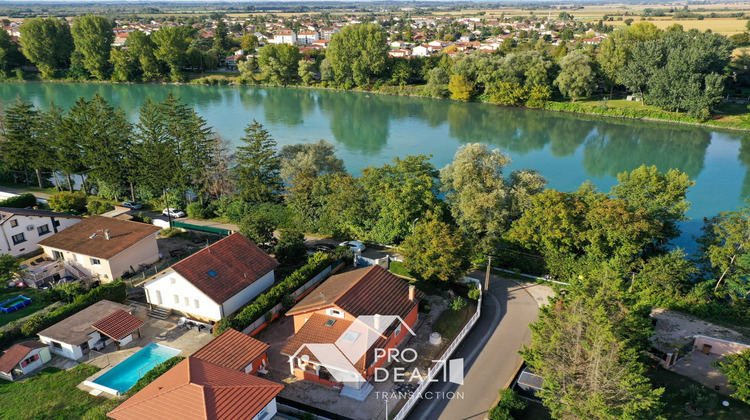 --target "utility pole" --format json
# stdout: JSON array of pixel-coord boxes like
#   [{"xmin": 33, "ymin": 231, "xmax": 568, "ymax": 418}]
[{"xmin": 485, "ymin": 255, "xmax": 492, "ymax": 291}]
